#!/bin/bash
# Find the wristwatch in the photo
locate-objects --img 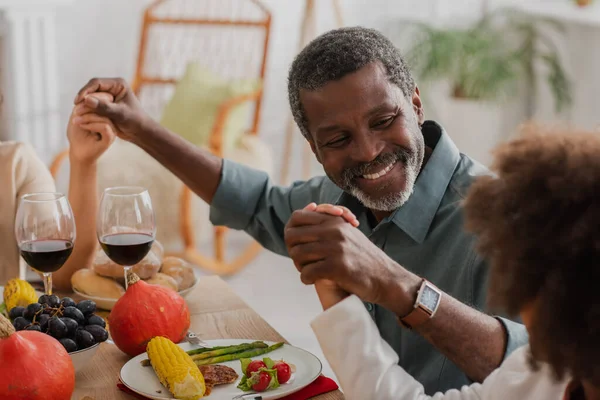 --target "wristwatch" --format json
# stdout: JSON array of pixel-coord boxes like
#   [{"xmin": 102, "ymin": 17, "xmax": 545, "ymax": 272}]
[{"xmin": 399, "ymin": 279, "xmax": 442, "ymax": 329}]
